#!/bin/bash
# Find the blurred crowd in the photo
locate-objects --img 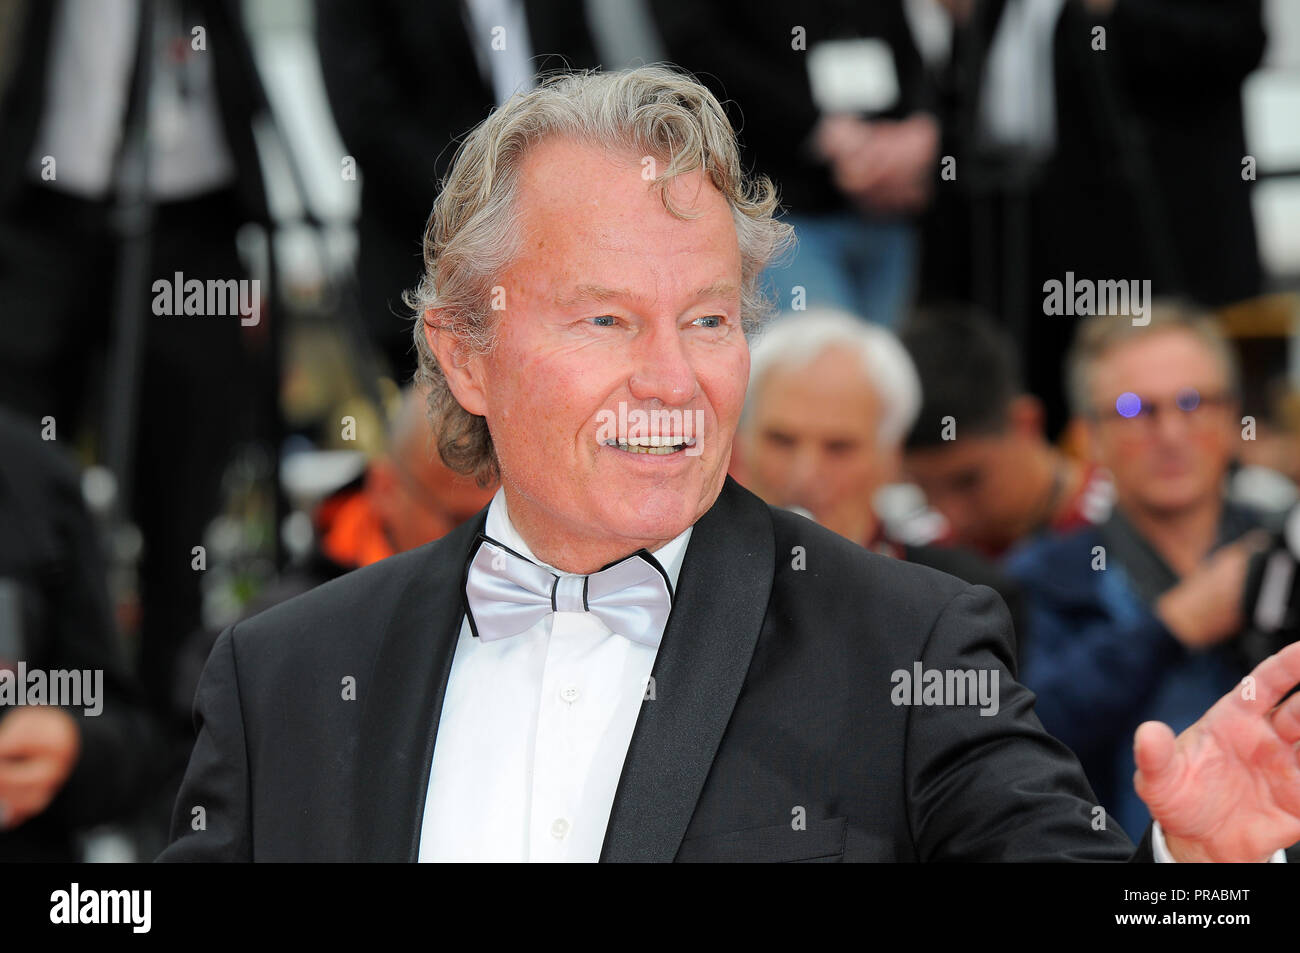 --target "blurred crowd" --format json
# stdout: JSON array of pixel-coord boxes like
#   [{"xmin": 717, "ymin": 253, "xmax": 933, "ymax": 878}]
[{"xmin": 1, "ymin": 0, "xmax": 1299, "ymax": 860}]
